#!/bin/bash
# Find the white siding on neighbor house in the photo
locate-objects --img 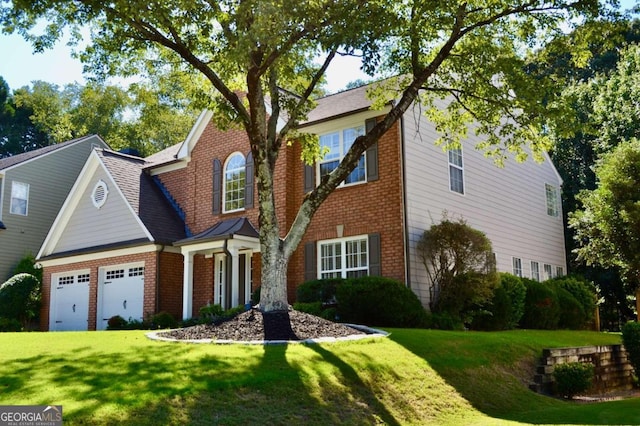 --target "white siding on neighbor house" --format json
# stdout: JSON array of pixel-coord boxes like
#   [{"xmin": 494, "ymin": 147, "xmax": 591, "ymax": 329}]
[
  {"xmin": 52, "ymin": 166, "xmax": 148, "ymax": 254},
  {"xmin": 0, "ymin": 137, "xmax": 106, "ymax": 281},
  {"xmin": 402, "ymin": 105, "xmax": 566, "ymax": 306}
]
